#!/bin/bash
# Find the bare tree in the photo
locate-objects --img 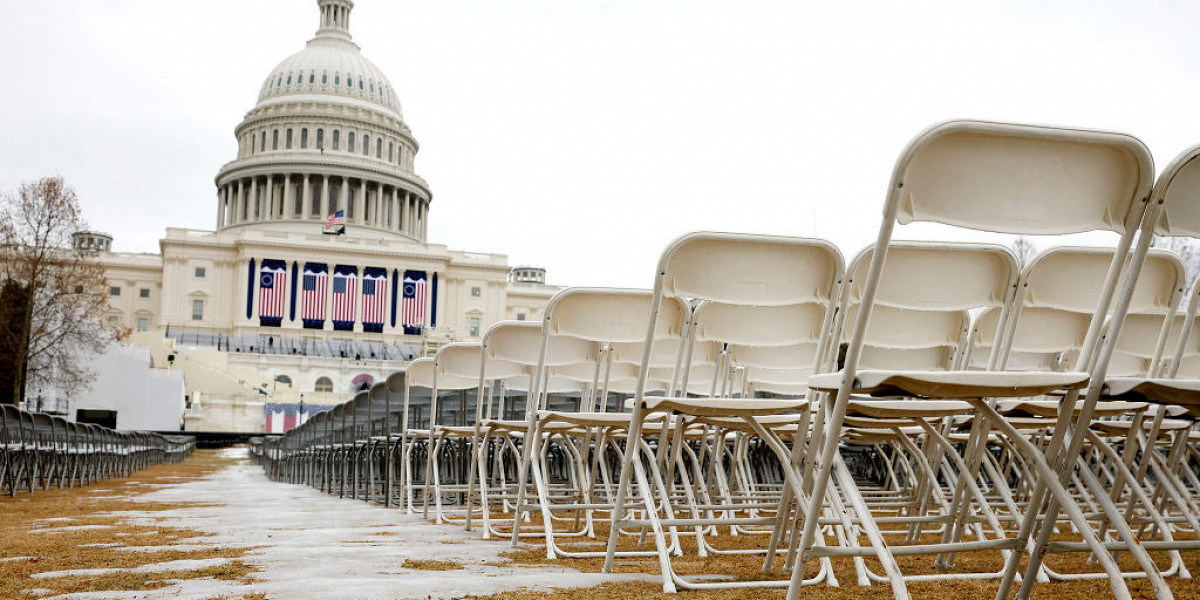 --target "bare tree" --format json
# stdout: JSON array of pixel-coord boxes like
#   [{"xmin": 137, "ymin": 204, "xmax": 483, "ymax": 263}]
[
  {"xmin": 1012, "ymin": 235, "xmax": 1038, "ymax": 267},
  {"xmin": 0, "ymin": 177, "xmax": 115, "ymax": 406}
]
